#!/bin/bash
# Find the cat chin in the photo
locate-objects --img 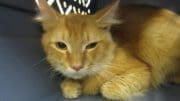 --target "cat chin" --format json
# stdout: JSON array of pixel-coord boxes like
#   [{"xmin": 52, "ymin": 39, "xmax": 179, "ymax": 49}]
[
  {"xmin": 63, "ymin": 71, "xmax": 88, "ymax": 79},
  {"xmin": 65, "ymin": 74, "xmax": 85, "ymax": 79}
]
